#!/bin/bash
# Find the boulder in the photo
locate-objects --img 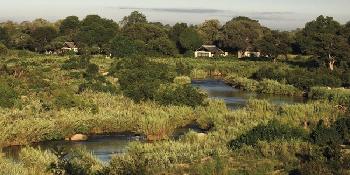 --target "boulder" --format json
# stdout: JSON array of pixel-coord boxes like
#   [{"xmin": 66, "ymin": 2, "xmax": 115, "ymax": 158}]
[{"xmin": 70, "ymin": 134, "xmax": 88, "ymax": 141}]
